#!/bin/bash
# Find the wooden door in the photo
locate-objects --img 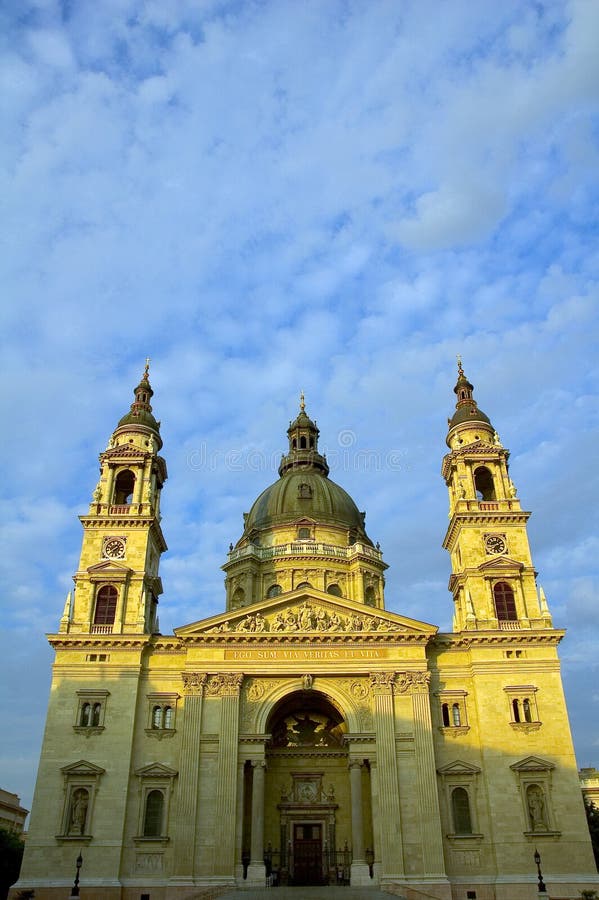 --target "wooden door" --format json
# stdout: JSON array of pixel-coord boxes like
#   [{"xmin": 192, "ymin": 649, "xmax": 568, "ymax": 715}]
[{"xmin": 293, "ymin": 823, "xmax": 322, "ymax": 885}]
